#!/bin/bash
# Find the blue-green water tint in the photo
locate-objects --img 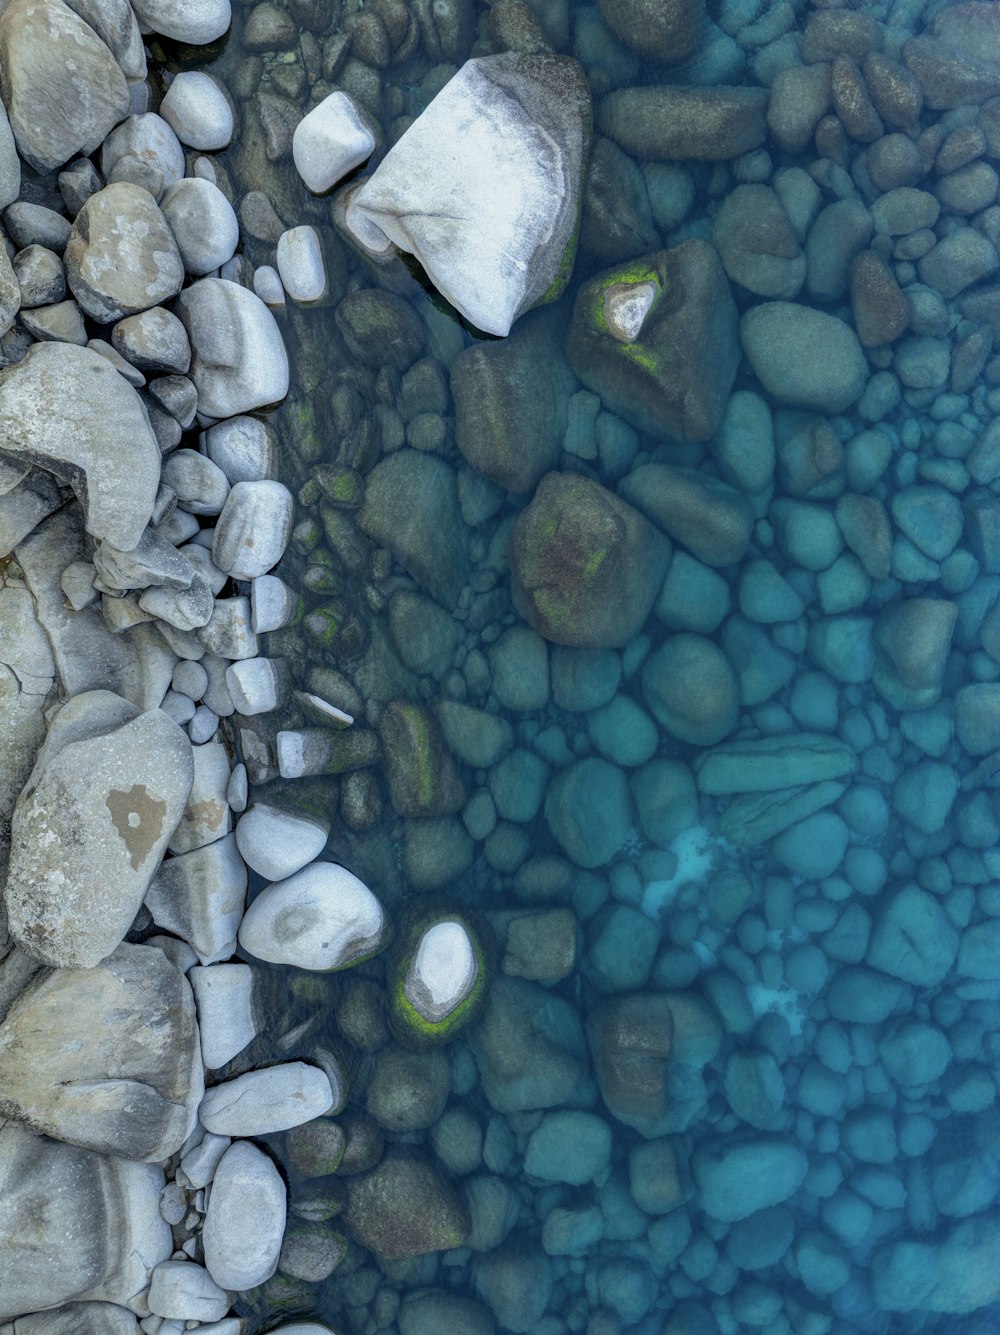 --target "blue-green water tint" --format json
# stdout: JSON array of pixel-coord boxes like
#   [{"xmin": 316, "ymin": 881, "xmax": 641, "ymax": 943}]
[{"xmin": 186, "ymin": 0, "xmax": 1000, "ymax": 1331}]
